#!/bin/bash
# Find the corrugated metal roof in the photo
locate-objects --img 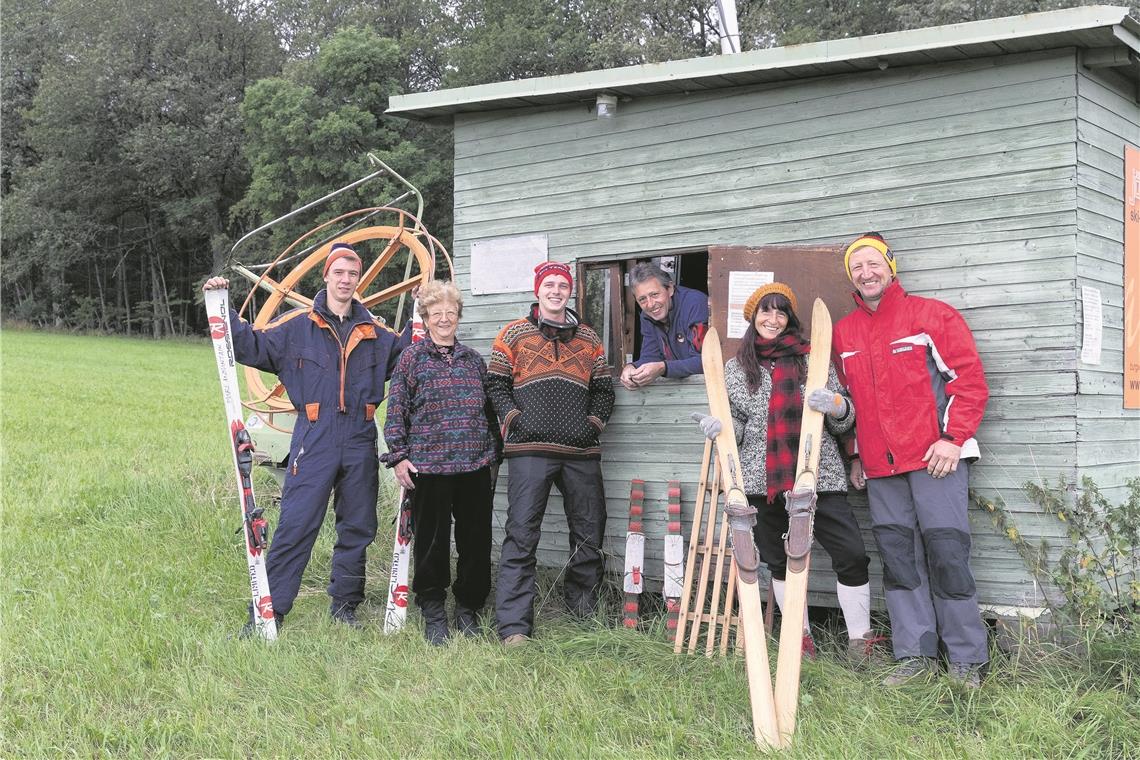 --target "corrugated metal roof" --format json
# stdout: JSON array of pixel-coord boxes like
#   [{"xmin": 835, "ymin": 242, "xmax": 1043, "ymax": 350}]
[{"xmin": 387, "ymin": 5, "xmax": 1139, "ymax": 121}]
